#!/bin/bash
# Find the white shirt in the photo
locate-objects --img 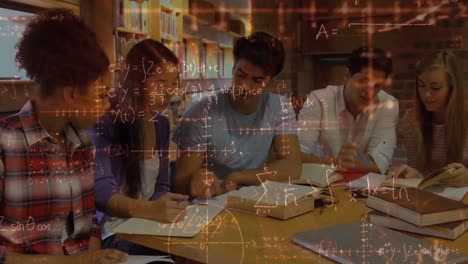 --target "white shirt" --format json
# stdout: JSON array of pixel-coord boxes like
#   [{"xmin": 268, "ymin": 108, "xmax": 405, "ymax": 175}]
[
  {"xmin": 298, "ymin": 85, "xmax": 399, "ymax": 173},
  {"xmin": 140, "ymin": 152, "xmax": 160, "ymax": 200},
  {"xmin": 101, "ymin": 152, "xmax": 160, "ymax": 239}
]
